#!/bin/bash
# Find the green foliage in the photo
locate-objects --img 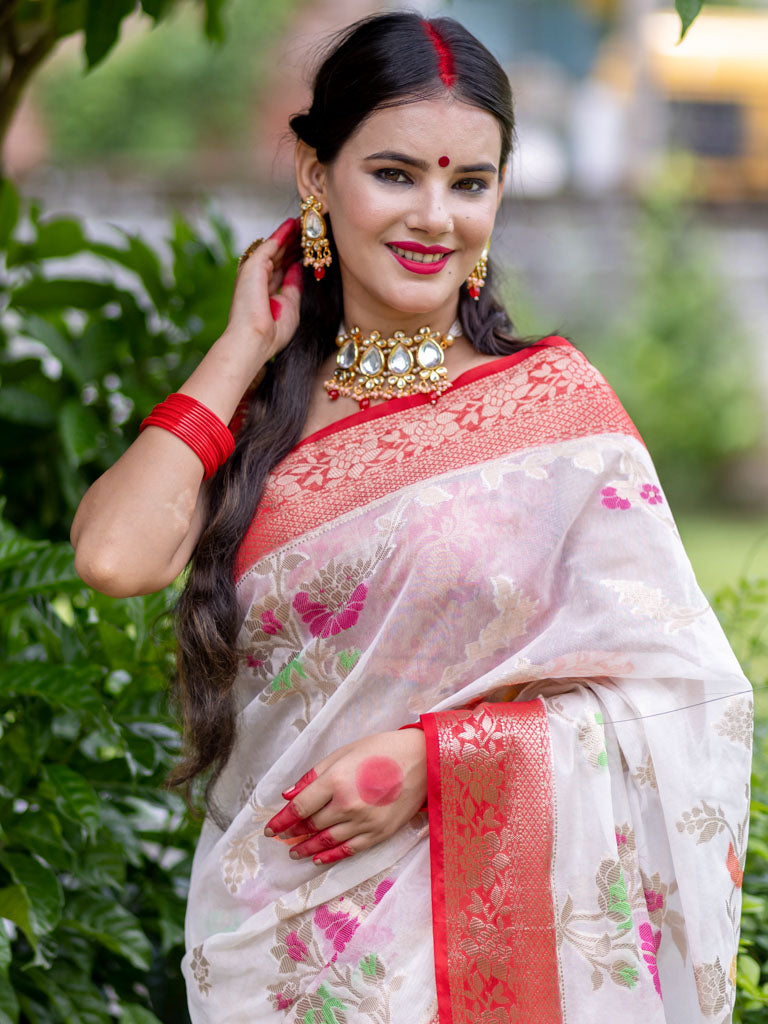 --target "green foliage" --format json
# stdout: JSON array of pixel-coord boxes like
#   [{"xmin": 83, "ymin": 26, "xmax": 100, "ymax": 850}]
[
  {"xmin": 0, "ymin": 506, "xmax": 195, "ymax": 1023},
  {"xmin": 0, "ymin": 177, "xmax": 238, "ymax": 541},
  {"xmin": 35, "ymin": 0, "xmax": 301, "ymax": 173},
  {"xmin": 582, "ymin": 176, "xmax": 762, "ymax": 509},
  {"xmin": 714, "ymin": 580, "xmax": 768, "ymax": 1021}
]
